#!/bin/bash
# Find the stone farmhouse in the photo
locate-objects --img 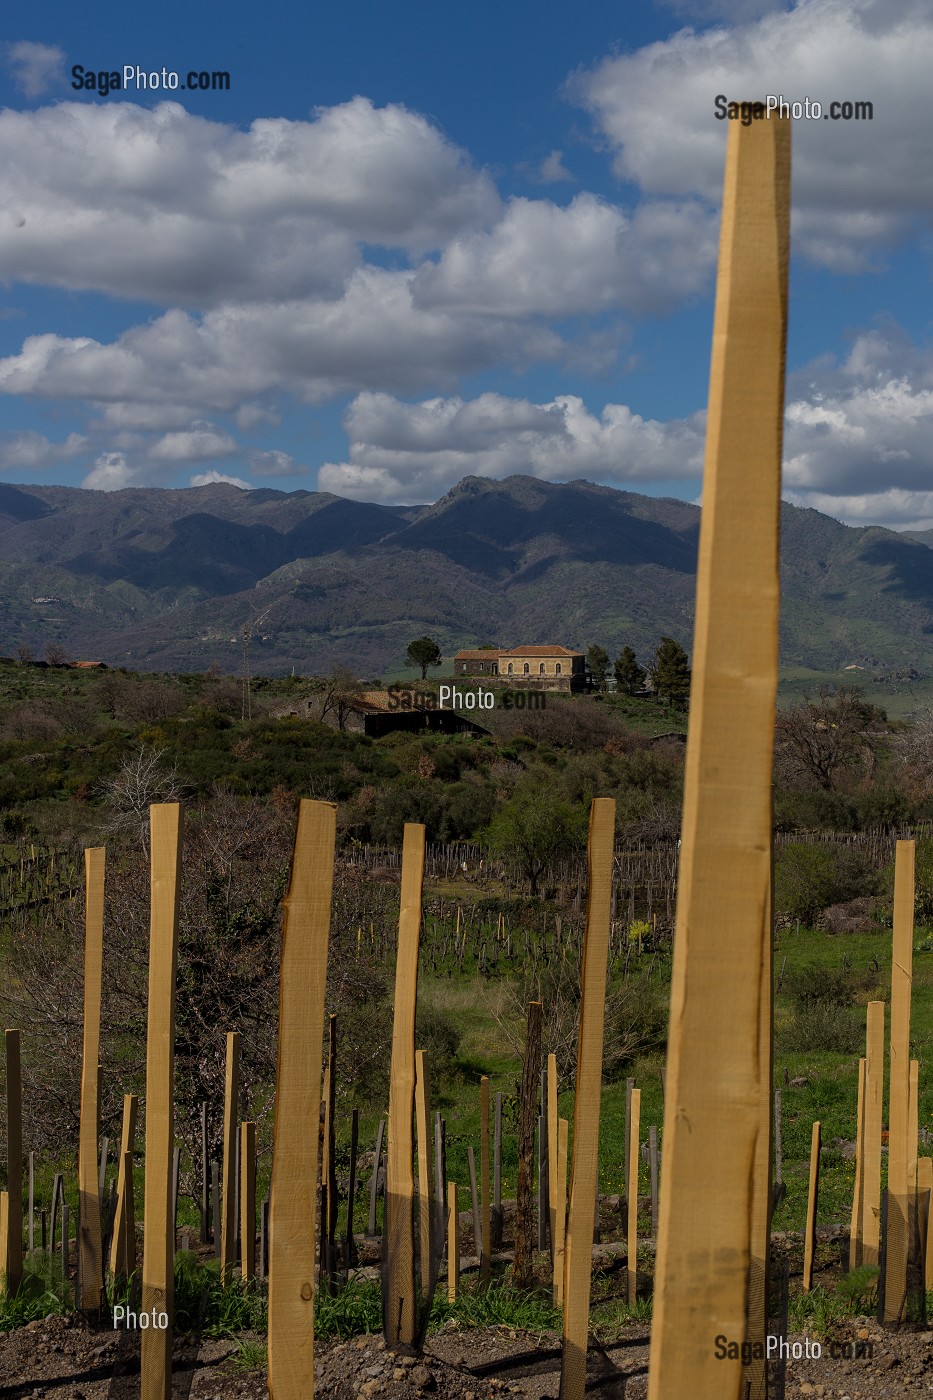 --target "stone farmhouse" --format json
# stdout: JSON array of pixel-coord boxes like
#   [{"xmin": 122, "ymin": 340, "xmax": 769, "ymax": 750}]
[{"xmin": 452, "ymin": 645, "xmax": 586, "ymax": 693}]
